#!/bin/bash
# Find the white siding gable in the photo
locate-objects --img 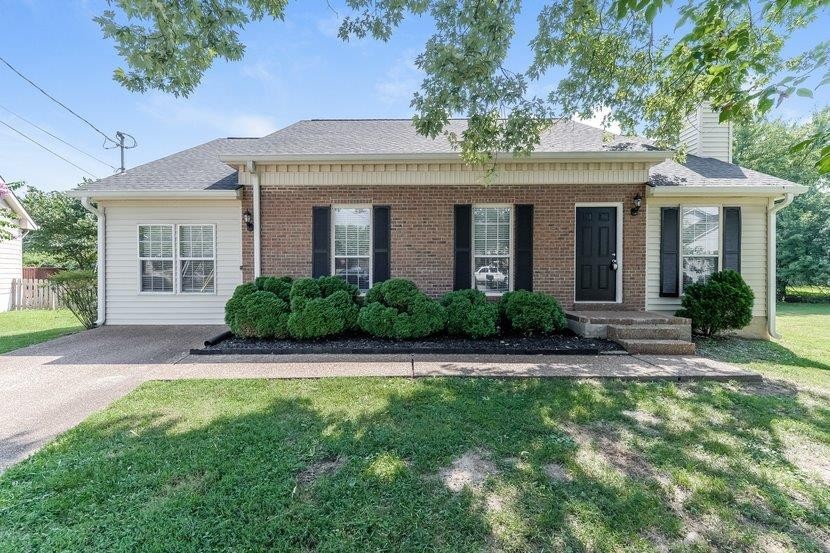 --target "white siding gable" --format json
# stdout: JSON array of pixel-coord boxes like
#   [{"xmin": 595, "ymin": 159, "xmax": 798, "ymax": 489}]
[{"xmin": 0, "ymin": 197, "xmax": 23, "ymax": 312}]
